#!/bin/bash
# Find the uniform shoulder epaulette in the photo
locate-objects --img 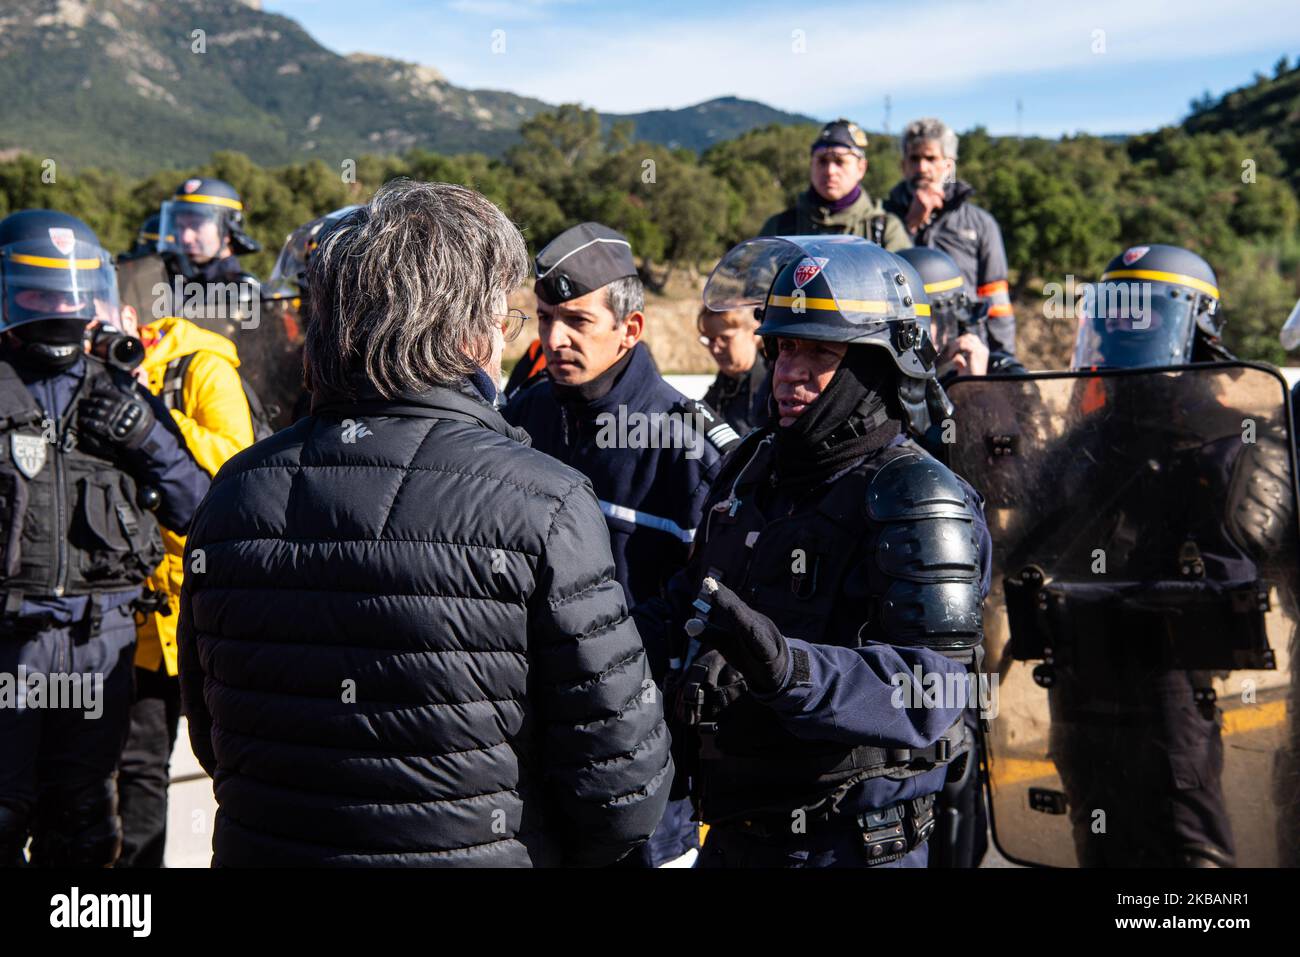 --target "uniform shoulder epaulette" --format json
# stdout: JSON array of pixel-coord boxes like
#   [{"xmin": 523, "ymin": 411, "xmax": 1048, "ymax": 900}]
[{"xmin": 674, "ymin": 398, "xmax": 741, "ymax": 456}]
